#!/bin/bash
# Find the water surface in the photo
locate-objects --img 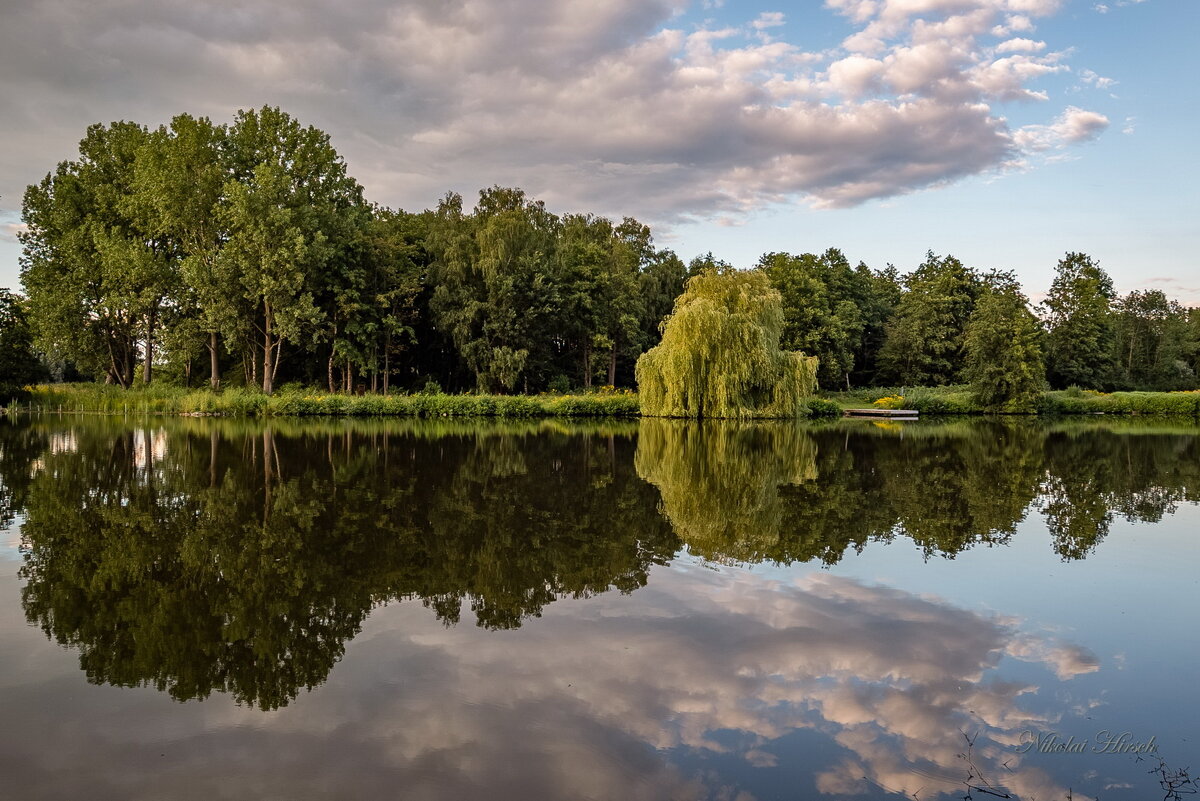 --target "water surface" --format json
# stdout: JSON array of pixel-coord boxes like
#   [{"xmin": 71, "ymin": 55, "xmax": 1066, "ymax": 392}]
[{"xmin": 1, "ymin": 416, "xmax": 1196, "ymax": 800}]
